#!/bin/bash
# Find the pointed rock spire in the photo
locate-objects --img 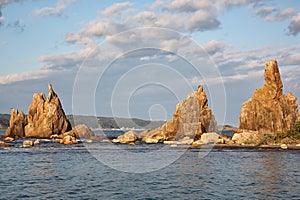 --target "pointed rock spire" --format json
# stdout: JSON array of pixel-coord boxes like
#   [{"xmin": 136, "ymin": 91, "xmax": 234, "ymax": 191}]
[{"xmin": 239, "ymin": 60, "xmax": 299, "ymax": 133}]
